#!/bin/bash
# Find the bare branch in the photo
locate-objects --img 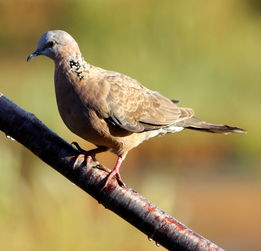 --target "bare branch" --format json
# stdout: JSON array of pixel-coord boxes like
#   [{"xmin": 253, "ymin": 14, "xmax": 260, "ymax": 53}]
[{"xmin": 0, "ymin": 93, "xmax": 224, "ymax": 251}]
